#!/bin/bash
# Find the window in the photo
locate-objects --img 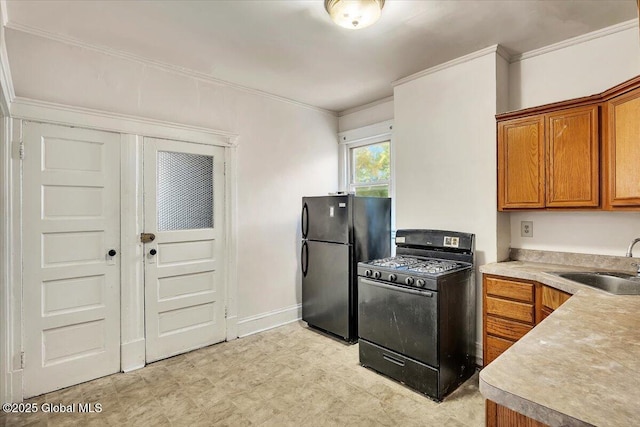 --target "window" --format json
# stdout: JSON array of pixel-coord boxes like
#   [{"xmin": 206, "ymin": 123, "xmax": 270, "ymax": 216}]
[
  {"xmin": 349, "ymin": 140, "xmax": 390, "ymax": 197},
  {"xmin": 157, "ymin": 151, "xmax": 214, "ymax": 231},
  {"xmin": 339, "ymin": 120, "xmax": 394, "ymax": 250}
]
